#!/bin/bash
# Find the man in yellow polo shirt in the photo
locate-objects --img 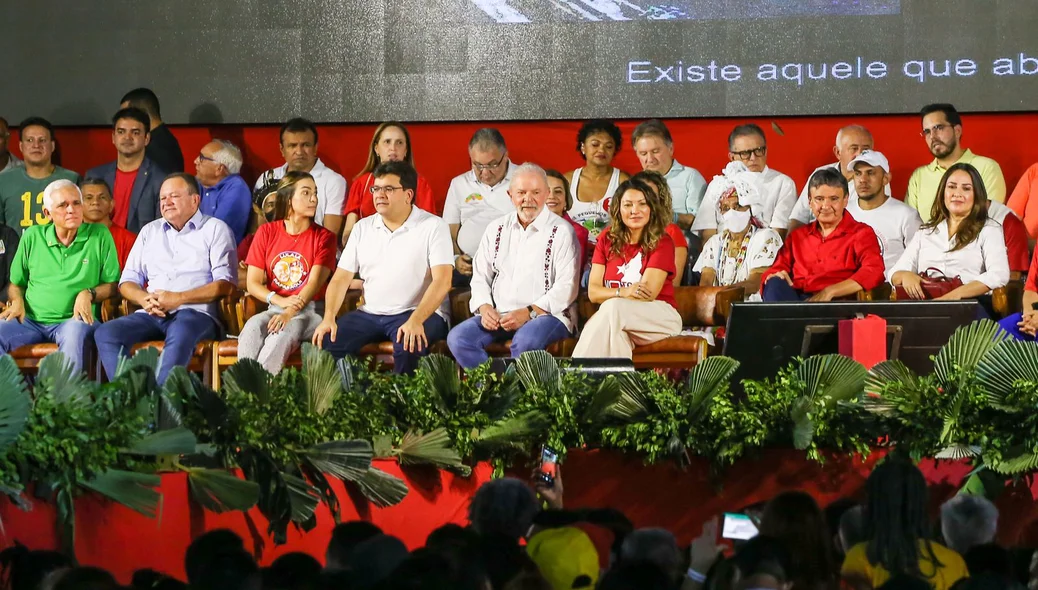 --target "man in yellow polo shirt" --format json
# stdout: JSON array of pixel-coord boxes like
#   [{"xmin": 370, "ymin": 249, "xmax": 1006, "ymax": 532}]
[
  {"xmin": 0, "ymin": 179, "xmax": 120, "ymax": 372},
  {"xmin": 906, "ymin": 103, "xmax": 1006, "ymax": 223}
]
